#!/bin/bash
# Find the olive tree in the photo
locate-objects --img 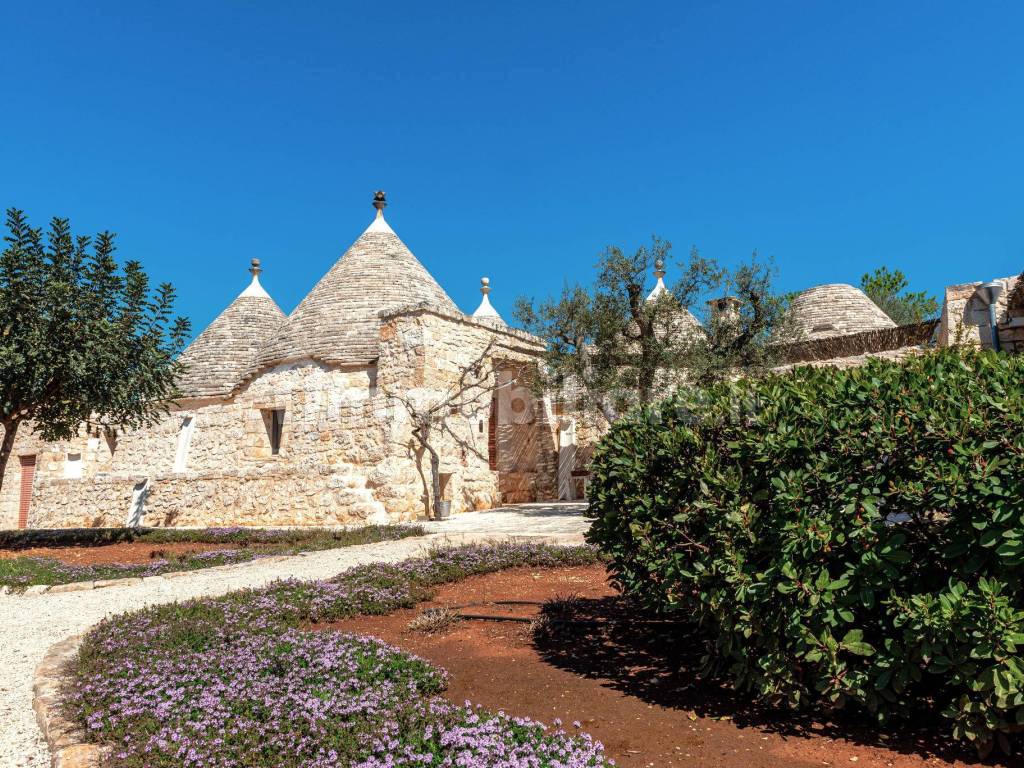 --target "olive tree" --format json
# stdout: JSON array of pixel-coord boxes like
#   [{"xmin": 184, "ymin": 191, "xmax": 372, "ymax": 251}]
[{"xmin": 513, "ymin": 236, "xmax": 790, "ymax": 418}]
